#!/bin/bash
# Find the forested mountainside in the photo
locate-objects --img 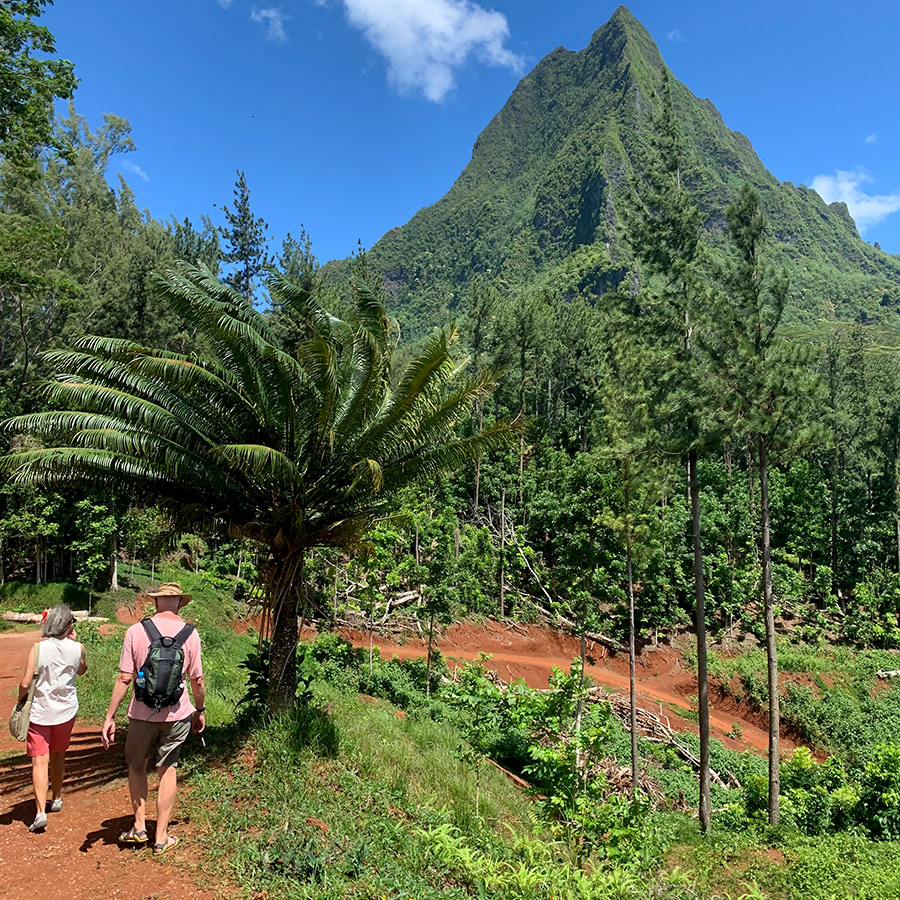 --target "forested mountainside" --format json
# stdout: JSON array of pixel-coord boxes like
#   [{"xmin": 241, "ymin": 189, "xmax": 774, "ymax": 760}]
[{"xmin": 348, "ymin": 5, "xmax": 900, "ymax": 336}]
